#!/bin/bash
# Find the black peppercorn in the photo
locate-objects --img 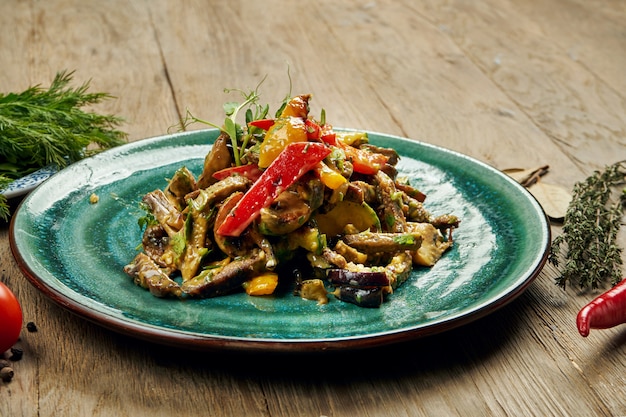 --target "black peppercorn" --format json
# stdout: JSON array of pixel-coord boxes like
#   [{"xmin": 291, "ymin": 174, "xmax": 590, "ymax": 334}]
[
  {"xmin": 9, "ymin": 347, "xmax": 23, "ymax": 361},
  {"xmin": 0, "ymin": 366, "xmax": 14, "ymax": 382}
]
